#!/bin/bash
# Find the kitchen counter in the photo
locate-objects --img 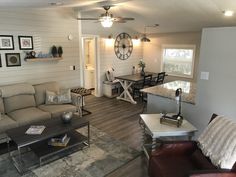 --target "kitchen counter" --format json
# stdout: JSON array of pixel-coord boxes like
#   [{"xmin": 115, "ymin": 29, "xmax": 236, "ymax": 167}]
[{"xmin": 141, "ymin": 80, "xmax": 196, "ymax": 104}]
